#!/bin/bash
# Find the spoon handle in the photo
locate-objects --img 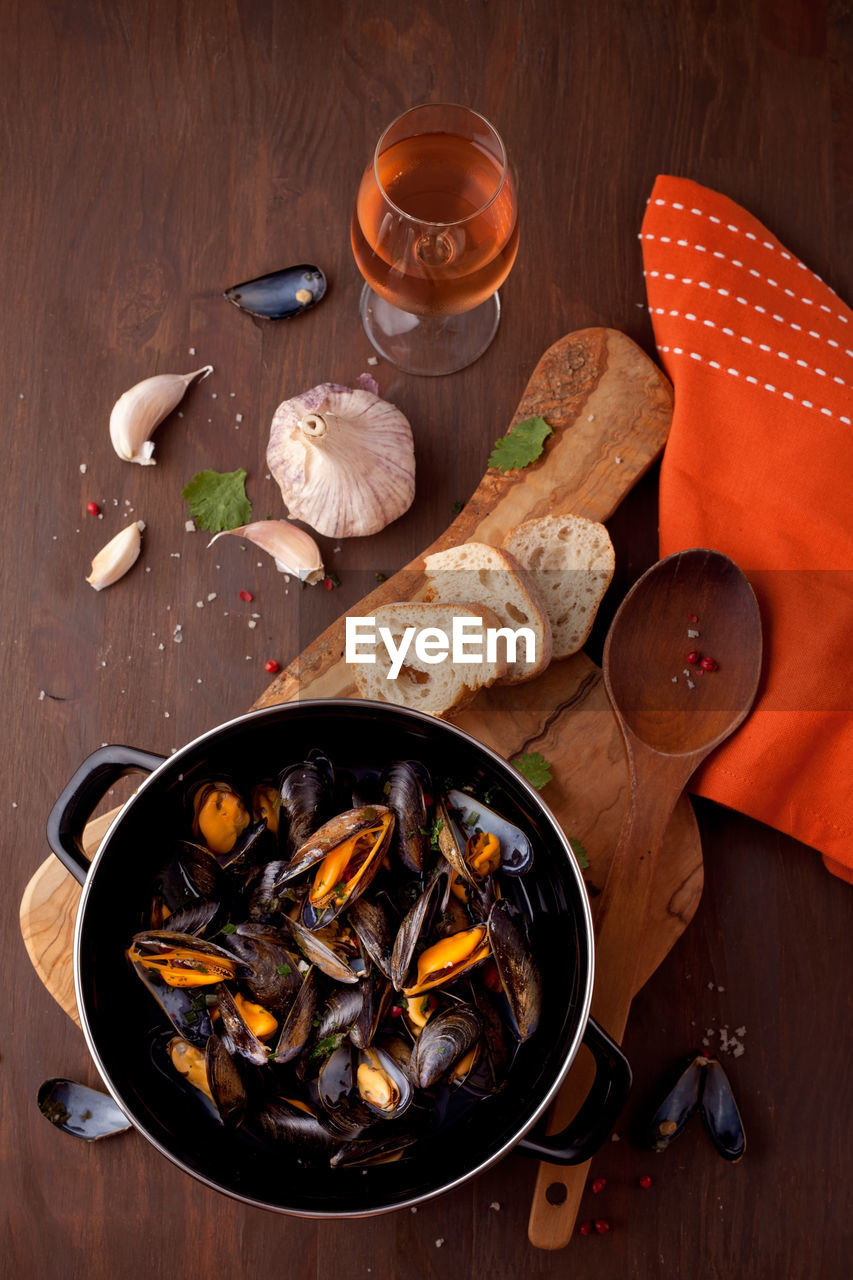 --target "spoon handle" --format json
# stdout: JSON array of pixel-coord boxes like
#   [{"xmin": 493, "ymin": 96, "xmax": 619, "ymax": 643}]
[
  {"xmin": 527, "ymin": 741, "xmax": 695, "ymax": 1250},
  {"xmin": 590, "ymin": 741, "xmax": 697, "ymax": 1040}
]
